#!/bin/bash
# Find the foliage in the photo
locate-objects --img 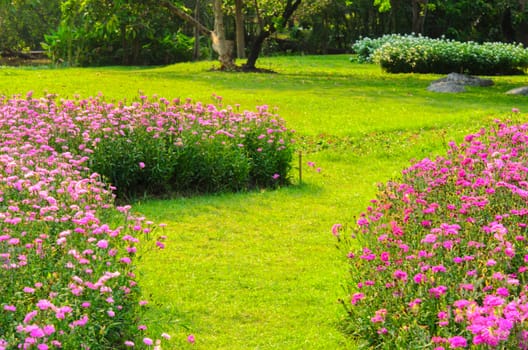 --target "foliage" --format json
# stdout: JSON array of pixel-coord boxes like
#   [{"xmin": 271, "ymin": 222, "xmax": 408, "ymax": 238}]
[
  {"xmin": 26, "ymin": 94, "xmax": 294, "ymax": 199},
  {"xmin": 336, "ymin": 118, "xmax": 528, "ymax": 348},
  {"xmin": 0, "ymin": 0, "xmax": 61, "ymax": 54},
  {"xmin": 351, "ymin": 34, "xmax": 401, "ymax": 63},
  {"xmin": 42, "ymin": 0, "xmax": 194, "ymax": 66},
  {"xmin": 0, "ymin": 93, "xmax": 169, "ymax": 349},
  {"xmin": 353, "ymin": 34, "xmax": 528, "ymax": 74}
]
